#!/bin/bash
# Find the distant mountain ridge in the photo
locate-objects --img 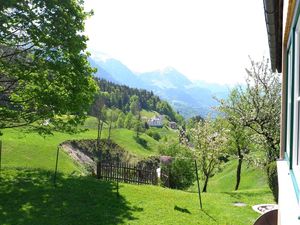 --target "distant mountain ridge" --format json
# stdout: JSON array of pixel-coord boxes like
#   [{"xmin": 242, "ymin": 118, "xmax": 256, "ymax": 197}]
[{"xmin": 89, "ymin": 54, "xmax": 230, "ymax": 118}]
